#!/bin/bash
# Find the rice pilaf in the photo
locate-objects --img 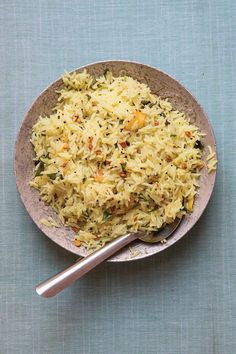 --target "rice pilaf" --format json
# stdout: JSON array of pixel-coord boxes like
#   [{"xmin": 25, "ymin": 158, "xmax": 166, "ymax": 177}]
[{"xmin": 30, "ymin": 70, "xmax": 217, "ymax": 249}]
